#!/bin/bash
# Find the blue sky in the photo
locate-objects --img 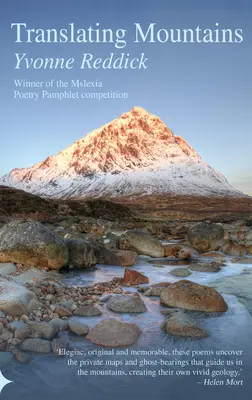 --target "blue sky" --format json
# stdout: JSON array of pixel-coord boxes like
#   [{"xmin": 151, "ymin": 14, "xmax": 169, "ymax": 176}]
[{"xmin": 1, "ymin": 0, "xmax": 251, "ymax": 194}]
